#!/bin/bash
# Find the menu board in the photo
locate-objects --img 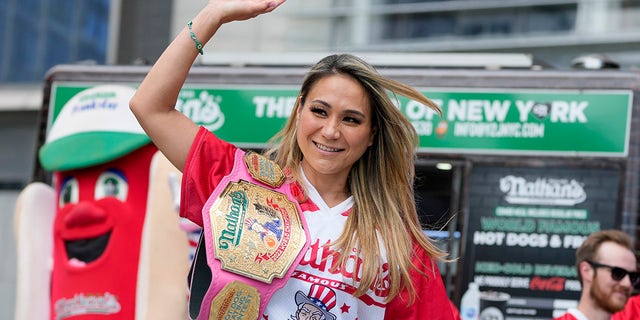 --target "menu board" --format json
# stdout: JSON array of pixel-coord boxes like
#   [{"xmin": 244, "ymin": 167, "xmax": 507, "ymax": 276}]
[{"xmin": 461, "ymin": 166, "xmax": 620, "ymax": 319}]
